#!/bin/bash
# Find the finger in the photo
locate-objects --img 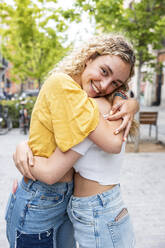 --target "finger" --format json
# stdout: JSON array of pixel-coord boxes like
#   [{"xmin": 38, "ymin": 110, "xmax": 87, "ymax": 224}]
[
  {"xmin": 14, "ymin": 150, "xmax": 35, "ymax": 180},
  {"xmin": 123, "ymin": 120, "xmax": 132, "ymax": 141},
  {"xmin": 110, "ymin": 102, "xmax": 124, "ymax": 115},
  {"xmin": 107, "ymin": 111, "xmax": 123, "ymax": 121},
  {"xmin": 15, "ymin": 157, "xmax": 33, "ymax": 180},
  {"xmin": 114, "ymin": 116, "xmax": 129, "ymax": 134},
  {"xmin": 26, "ymin": 169, "xmax": 36, "ymax": 181},
  {"xmin": 22, "ymin": 158, "xmax": 36, "ymax": 181},
  {"xmin": 25, "ymin": 170, "xmax": 36, "ymax": 181},
  {"xmin": 13, "ymin": 153, "xmax": 24, "ymax": 174},
  {"xmin": 15, "ymin": 160, "xmax": 25, "ymax": 176},
  {"xmin": 27, "ymin": 150, "xmax": 34, "ymax": 167},
  {"xmin": 13, "ymin": 153, "xmax": 21, "ymax": 172}
]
